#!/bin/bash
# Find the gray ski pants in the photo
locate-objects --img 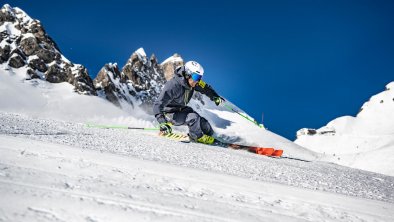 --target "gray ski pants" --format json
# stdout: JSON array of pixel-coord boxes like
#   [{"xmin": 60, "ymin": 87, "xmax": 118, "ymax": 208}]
[{"xmin": 168, "ymin": 107, "xmax": 213, "ymax": 140}]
